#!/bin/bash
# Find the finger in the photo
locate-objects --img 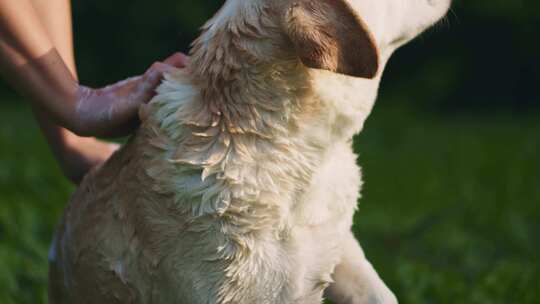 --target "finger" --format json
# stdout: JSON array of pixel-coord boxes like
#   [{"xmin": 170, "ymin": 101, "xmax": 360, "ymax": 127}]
[
  {"xmin": 139, "ymin": 62, "xmax": 177, "ymax": 100},
  {"xmin": 162, "ymin": 52, "xmax": 189, "ymax": 68},
  {"xmin": 144, "ymin": 62, "xmax": 175, "ymax": 84}
]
